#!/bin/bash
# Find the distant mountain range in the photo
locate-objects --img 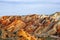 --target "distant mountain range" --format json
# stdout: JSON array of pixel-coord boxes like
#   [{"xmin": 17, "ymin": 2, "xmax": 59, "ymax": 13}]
[
  {"xmin": 50, "ymin": 12, "xmax": 60, "ymax": 20},
  {"xmin": 51, "ymin": 12, "xmax": 60, "ymax": 16}
]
